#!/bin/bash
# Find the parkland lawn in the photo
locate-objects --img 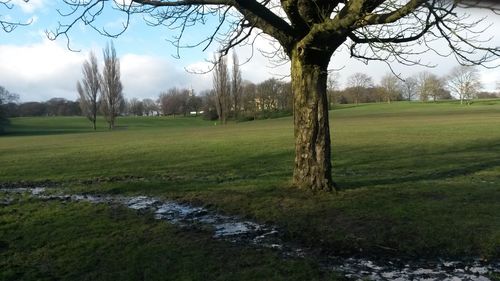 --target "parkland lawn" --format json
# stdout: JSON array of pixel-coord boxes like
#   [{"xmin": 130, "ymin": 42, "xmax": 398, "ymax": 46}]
[{"xmin": 1, "ymin": 101, "xmax": 500, "ymax": 280}]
